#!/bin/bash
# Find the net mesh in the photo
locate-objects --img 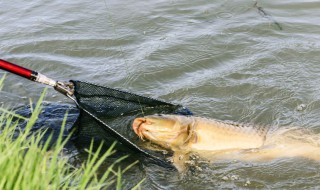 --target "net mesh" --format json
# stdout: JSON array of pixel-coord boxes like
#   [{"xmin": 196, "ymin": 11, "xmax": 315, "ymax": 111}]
[{"xmin": 71, "ymin": 80, "xmax": 192, "ymax": 155}]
